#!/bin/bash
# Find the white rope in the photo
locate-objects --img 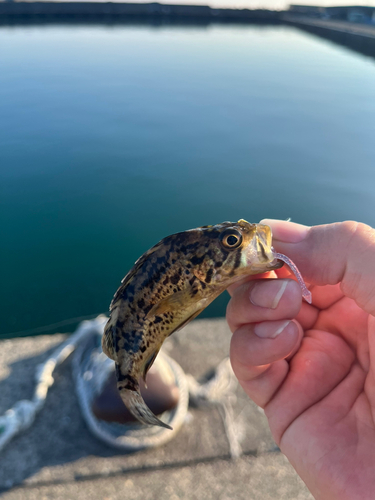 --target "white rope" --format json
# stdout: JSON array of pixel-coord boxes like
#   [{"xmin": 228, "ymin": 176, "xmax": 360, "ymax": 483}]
[
  {"xmin": 186, "ymin": 358, "xmax": 242, "ymax": 459},
  {"xmin": 0, "ymin": 316, "xmax": 239, "ymax": 455},
  {"xmin": 0, "ymin": 316, "xmax": 107, "ymax": 452},
  {"xmin": 74, "ymin": 349, "xmax": 190, "ymax": 451}
]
